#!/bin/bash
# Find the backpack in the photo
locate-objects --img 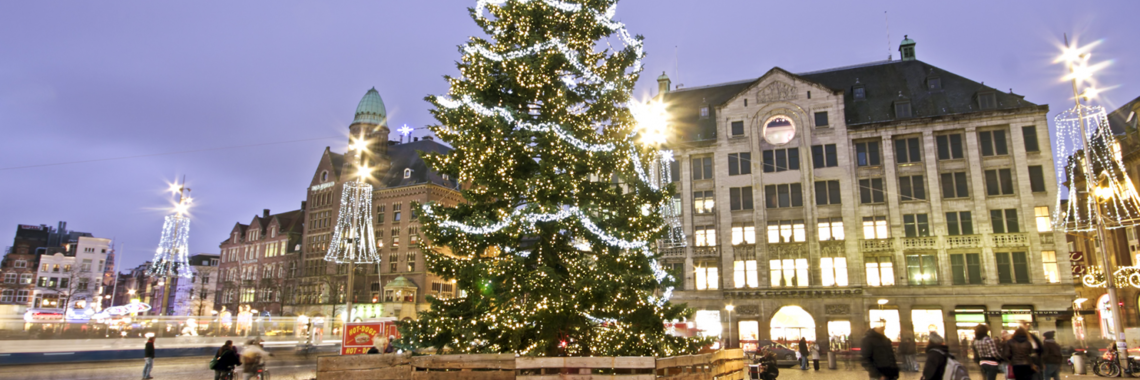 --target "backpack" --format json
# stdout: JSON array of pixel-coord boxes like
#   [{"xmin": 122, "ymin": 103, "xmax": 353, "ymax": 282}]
[{"xmin": 931, "ymin": 349, "xmax": 971, "ymax": 380}]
